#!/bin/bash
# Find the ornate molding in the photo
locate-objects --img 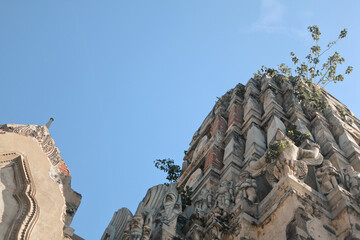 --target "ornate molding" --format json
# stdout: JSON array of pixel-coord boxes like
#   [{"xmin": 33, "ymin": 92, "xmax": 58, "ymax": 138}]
[
  {"xmin": 0, "ymin": 124, "xmax": 81, "ymax": 238},
  {"xmin": 0, "ymin": 125, "xmax": 63, "ymax": 167},
  {"xmin": 0, "ymin": 152, "xmax": 39, "ymax": 240}
]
